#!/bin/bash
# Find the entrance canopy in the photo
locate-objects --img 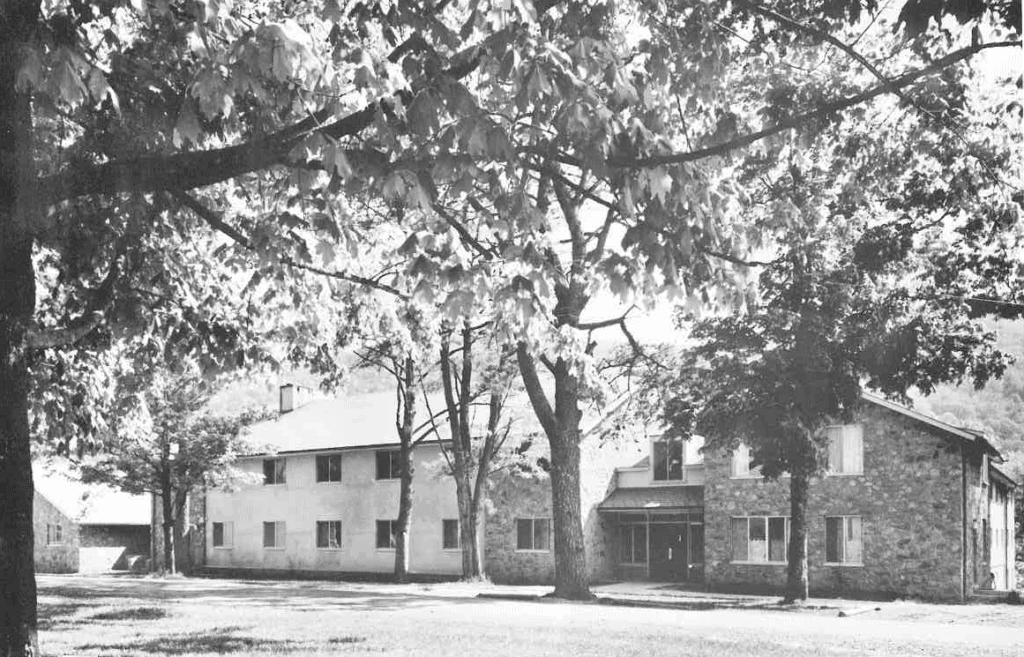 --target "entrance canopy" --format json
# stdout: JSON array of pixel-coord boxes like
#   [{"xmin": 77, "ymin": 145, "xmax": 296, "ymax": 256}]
[{"xmin": 598, "ymin": 486, "xmax": 703, "ymax": 512}]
